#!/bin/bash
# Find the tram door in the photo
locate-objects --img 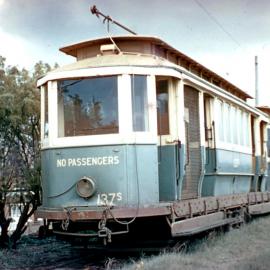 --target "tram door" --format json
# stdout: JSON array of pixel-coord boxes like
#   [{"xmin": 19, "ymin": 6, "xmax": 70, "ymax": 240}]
[
  {"xmin": 181, "ymin": 86, "xmax": 202, "ymax": 199},
  {"xmin": 156, "ymin": 77, "xmax": 180, "ymax": 201}
]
